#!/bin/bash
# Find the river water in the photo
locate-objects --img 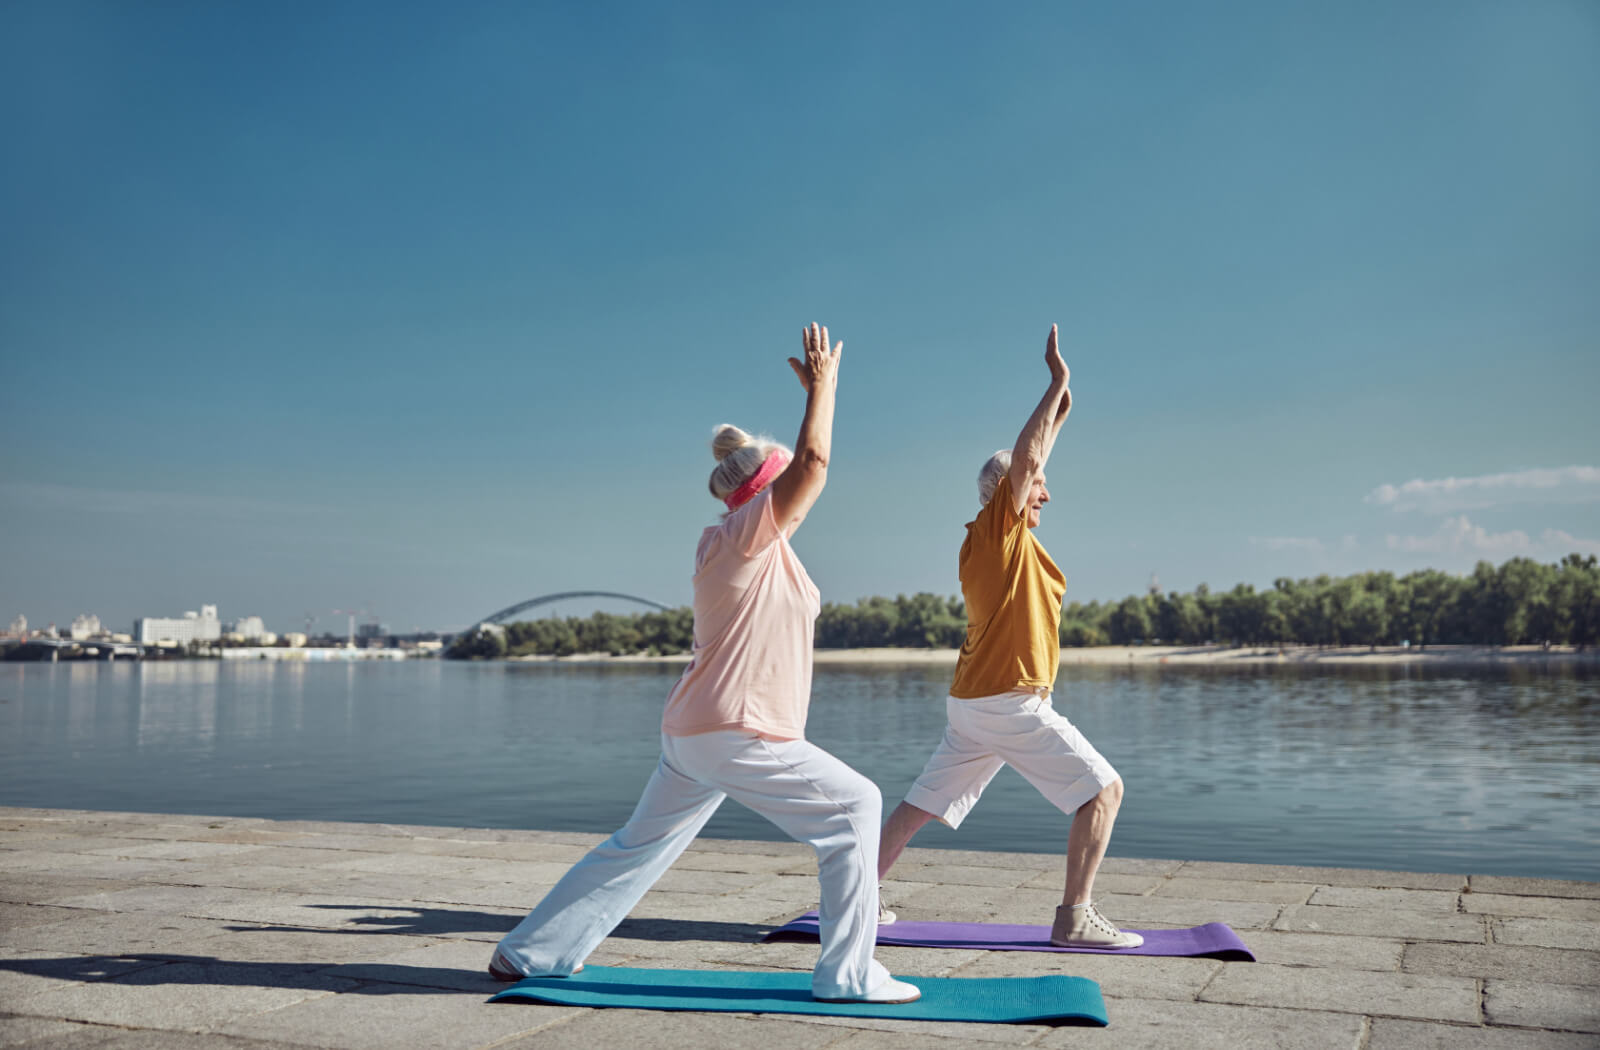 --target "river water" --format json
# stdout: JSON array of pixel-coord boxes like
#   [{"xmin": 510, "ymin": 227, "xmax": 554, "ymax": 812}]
[{"xmin": 2, "ymin": 659, "xmax": 1595, "ymax": 880}]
